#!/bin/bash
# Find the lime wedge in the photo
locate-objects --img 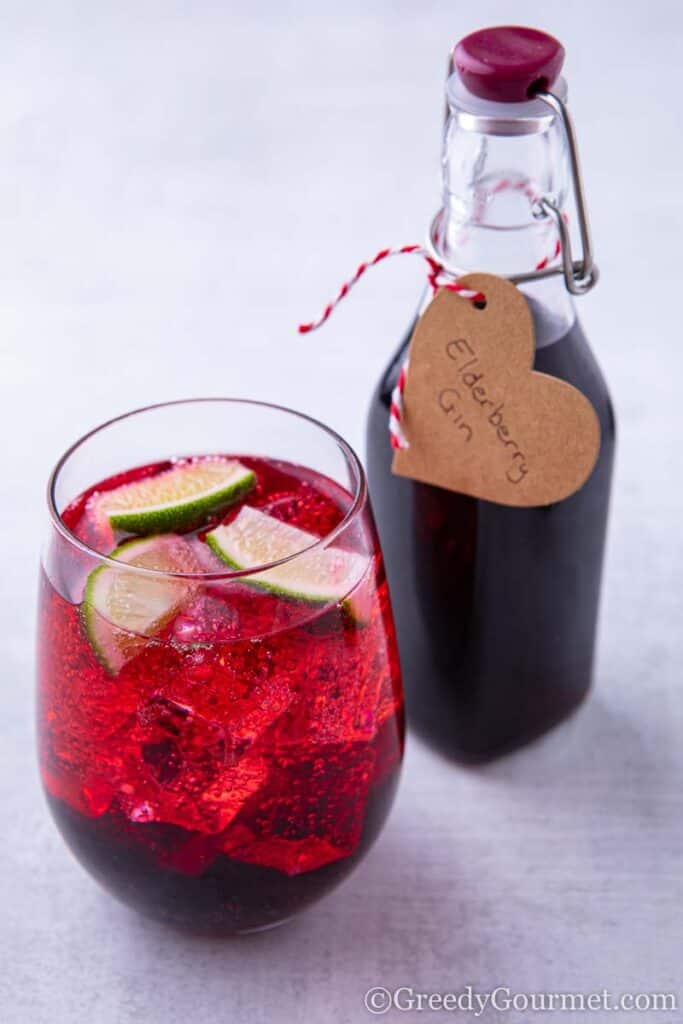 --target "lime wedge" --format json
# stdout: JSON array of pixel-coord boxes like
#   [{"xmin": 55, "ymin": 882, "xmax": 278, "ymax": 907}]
[
  {"xmin": 100, "ymin": 459, "xmax": 255, "ymax": 535},
  {"xmin": 205, "ymin": 506, "xmax": 368, "ymax": 604},
  {"xmin": 82, "ymin": 534, "xmax": 198, "ymax": 674}
]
